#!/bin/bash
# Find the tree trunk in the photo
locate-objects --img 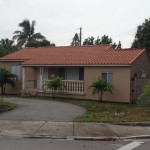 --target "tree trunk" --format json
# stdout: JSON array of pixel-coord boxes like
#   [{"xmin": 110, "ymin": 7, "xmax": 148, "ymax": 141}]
[
  {"xmin": 3, "ymin": 84, "xmax": 6, "ymax": 95},
  {"xmin": 1, "ymin": 86, "xmax": 4, "ymax": 95},
  {"xmin": 52, "ymin": 88, "xmax": 56, "ymax": 99},
  {"xmin": 99, "ymin": 91, "xmax": 103, "ymax": 102}
]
